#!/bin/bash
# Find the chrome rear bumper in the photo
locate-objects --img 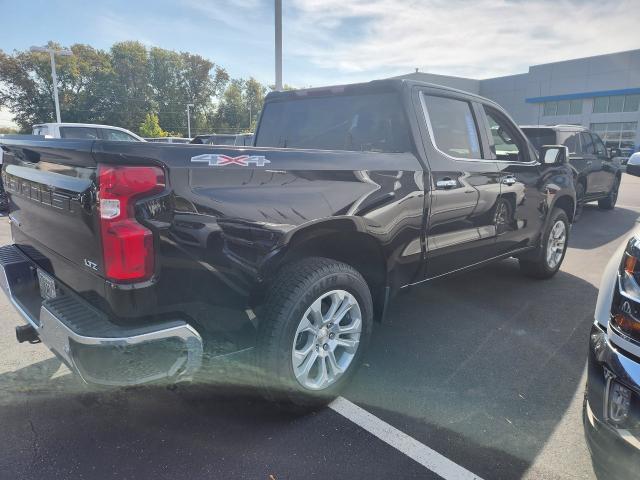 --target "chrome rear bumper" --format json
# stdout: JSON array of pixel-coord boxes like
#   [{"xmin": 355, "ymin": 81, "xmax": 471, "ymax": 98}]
[{"xmin": 0, "ymin": 244, "xmax": 203, "ymax": 386}]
